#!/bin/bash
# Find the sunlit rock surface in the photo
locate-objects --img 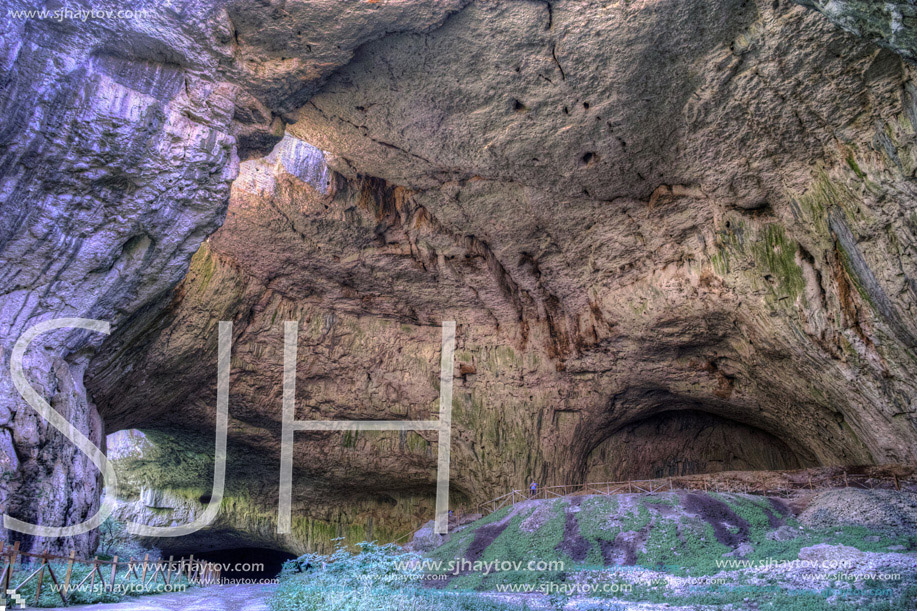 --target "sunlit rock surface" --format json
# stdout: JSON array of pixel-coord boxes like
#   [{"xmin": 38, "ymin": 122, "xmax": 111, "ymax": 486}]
[
  {"xmin": 0, "ymin": 0, "xmax": 469, "ymax": 554},
  {"xmin": 794, "ymin": 1, "xmax": 917, "ymax": 62}
]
